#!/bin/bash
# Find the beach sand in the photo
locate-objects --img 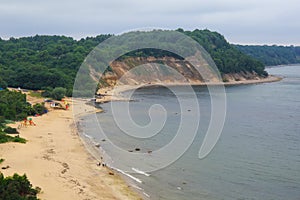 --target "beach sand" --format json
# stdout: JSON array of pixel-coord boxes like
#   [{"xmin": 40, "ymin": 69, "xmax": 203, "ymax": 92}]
[
  {"xmin": 0, "ymin": 98, "xmax": 142, "ymax": 200},
  {"xmin": 0, "ymin": 75, "xmax": 281, "ymax": 199}
]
